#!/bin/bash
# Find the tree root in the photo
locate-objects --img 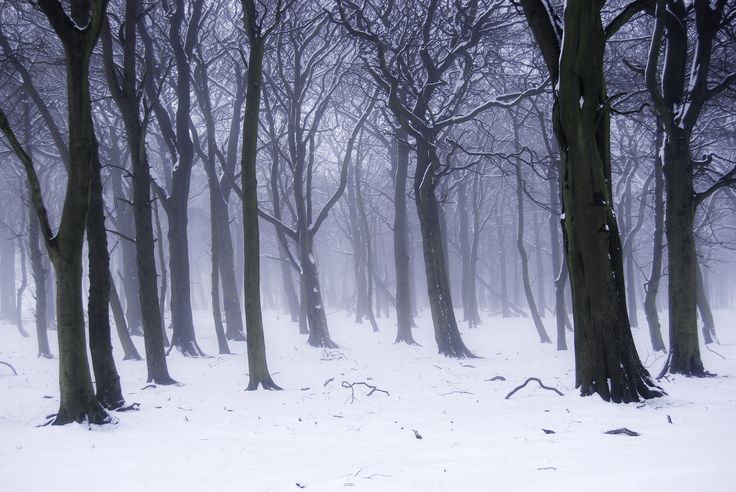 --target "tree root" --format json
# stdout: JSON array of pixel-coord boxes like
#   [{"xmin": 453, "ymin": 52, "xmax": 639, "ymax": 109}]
[
  {"xmin": 505, "ymin": 377, "xmax": 564, "ymax": 399},
  {"xmin": 0, "ymin": 360, "xmax": 18, "ymax": 375}
]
